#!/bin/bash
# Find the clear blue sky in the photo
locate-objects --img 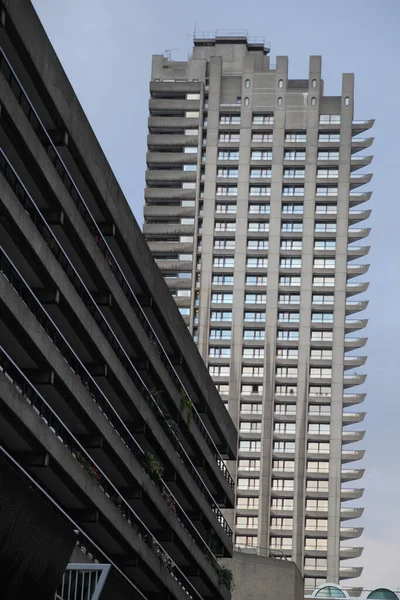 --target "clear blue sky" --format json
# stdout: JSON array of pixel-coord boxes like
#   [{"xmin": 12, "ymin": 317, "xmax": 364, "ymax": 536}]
[{"xmin": 32, "ymin": 0, "xmax": 400, "ymax": 590}]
